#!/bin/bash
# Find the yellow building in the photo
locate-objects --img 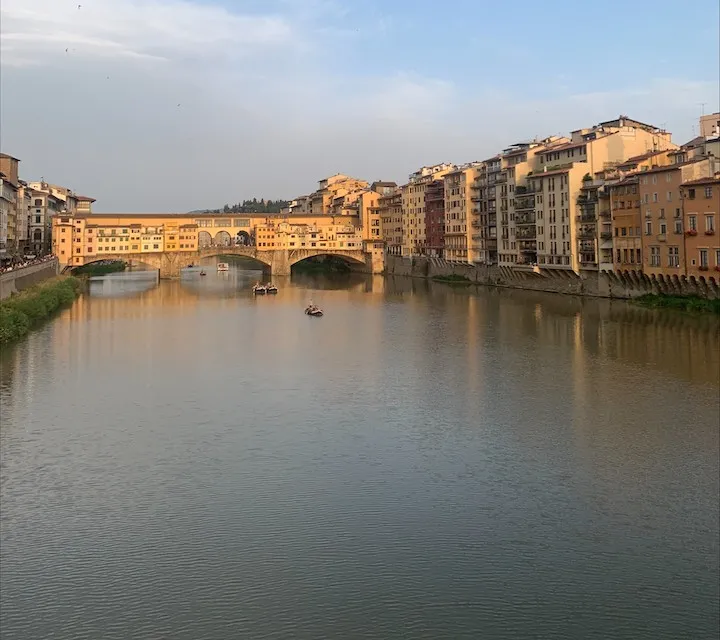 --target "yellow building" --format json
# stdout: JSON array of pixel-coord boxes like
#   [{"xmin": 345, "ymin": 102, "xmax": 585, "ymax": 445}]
[
  {"xmin": 378, "ymin": 188, "xmax": 403, "ymax": 256},
  {"xmin": 308, "ymin": 174, "xmax": 369, "ymax": 215},
  {"xmin": 401, "ymin": 163, "xmax": 455, "ymax": 256},
  {"xmin": 54, "ymin": 215, "xmax": 201, "ymax": 266},
  {"xmin": 443, "ymin": 163, "xmax": 483, "ymax": 262},
  {"xmin": 530, "ymin": 117, "xmax": 676, "ymax": 272}
]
